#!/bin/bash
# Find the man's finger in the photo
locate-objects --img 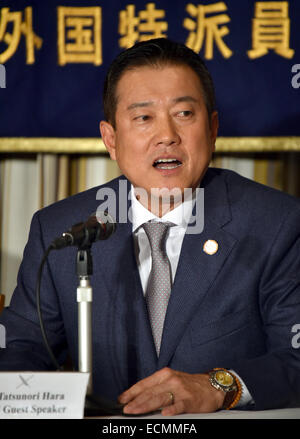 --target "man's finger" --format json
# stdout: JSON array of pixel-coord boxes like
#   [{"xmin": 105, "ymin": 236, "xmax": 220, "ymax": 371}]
[
  {"xmin": 119, "ymin": 367, "xmax": 173, "ymax": 403},
  {"xmin": 122, "ymin": 389, "xmax": 176, "ymax": 415},
  {"xmin": 161, "ymin": 400, "xmax": 186, "ymax": 417}
]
